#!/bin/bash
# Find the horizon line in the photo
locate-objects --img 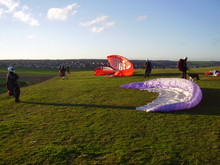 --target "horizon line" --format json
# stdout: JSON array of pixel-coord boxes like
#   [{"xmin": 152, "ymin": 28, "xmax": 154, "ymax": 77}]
[{"xmin": 0, "ymin": 59, "xmax": 220, "ymax": 62}]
